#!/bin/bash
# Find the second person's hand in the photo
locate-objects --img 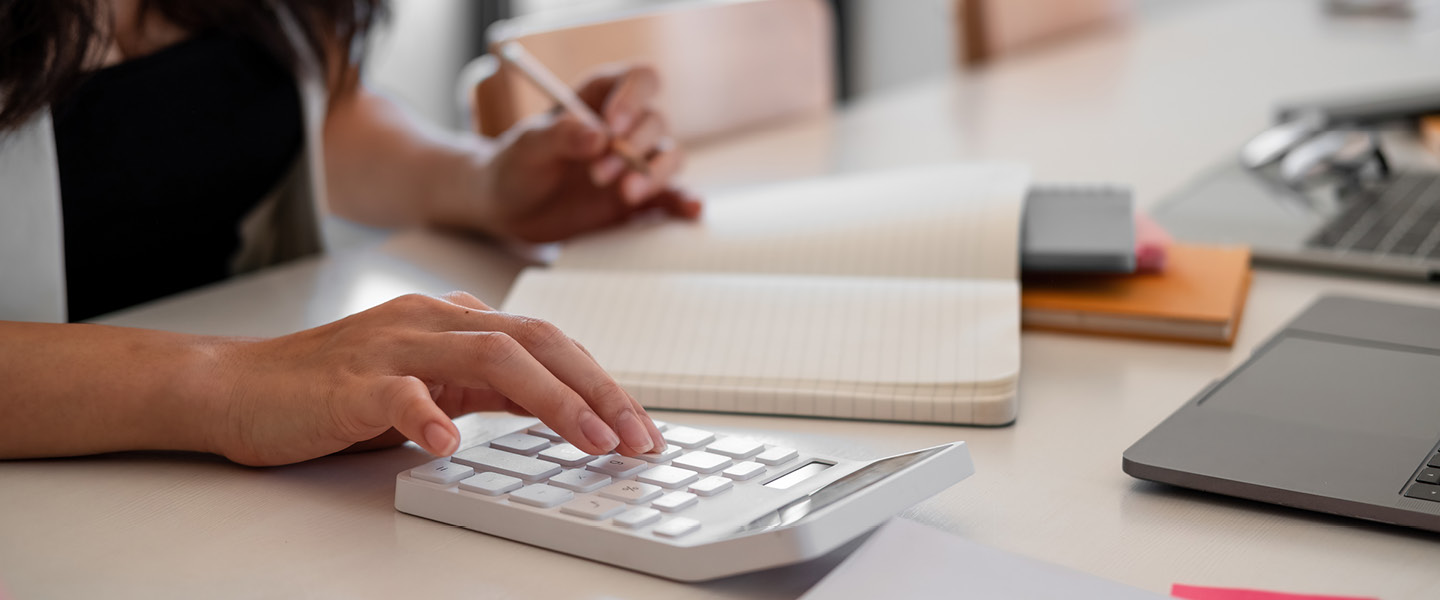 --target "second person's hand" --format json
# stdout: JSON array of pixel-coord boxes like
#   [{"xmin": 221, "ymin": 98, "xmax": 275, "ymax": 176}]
[{"xmin": 478, "ymin": 64, "xmax": 702, "ymax": 243}]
